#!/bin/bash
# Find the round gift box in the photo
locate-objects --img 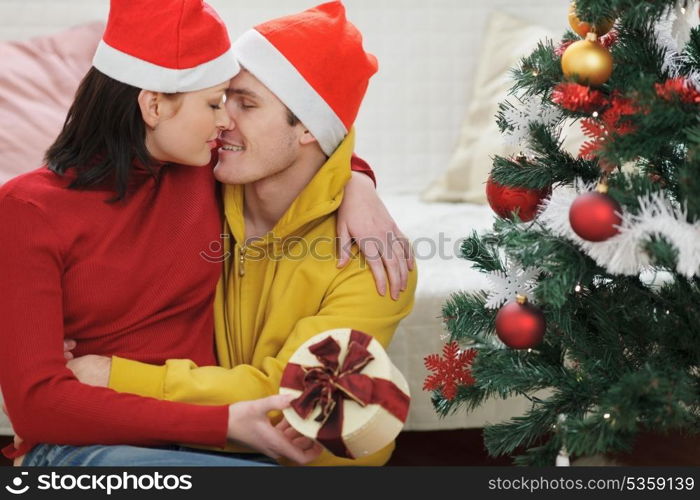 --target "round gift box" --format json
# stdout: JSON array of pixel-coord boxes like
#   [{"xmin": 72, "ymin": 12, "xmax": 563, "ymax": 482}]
[{"xmin": 279, "ymin": 328, "xmax": 410, "ymax": 459}]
